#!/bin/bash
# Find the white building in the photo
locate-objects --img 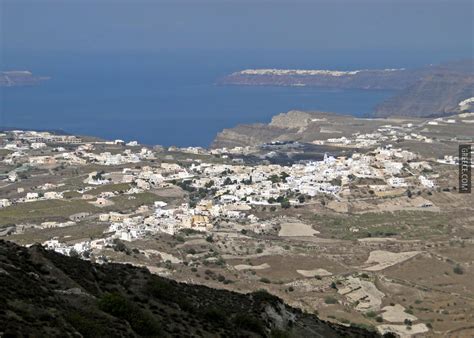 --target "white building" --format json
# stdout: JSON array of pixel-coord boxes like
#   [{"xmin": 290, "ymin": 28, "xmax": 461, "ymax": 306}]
[
  {"xmin": 31, "ymin": 142, "xmax": 47, "ymax": 149},
  {"xmin": 419, "ymin": 175, "xmax": 435, "ymax": 188},
  {"xmin": 26, "ymin": 192, "xmax": 39, "ymax": 201},
  {"xmin": 44, "ymin": 191, "xmax": 63, "ymax": 200},
  {"xmin": 0, "ymin": 199, "xmax": 11, "ymax": 208},
  {"xmin": 387, "ymin": 177, "xmax": 407, "ymax": 188}
]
